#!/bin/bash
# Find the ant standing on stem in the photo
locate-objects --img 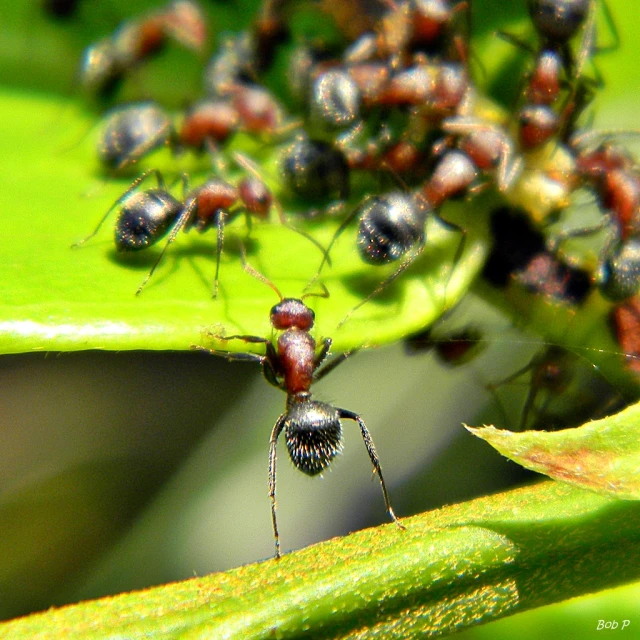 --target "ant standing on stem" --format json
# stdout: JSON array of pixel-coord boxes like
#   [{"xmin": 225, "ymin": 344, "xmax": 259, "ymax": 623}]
[{"xmin": 192, "ymin": 250, "xmax": 403, "ymax": 558}]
